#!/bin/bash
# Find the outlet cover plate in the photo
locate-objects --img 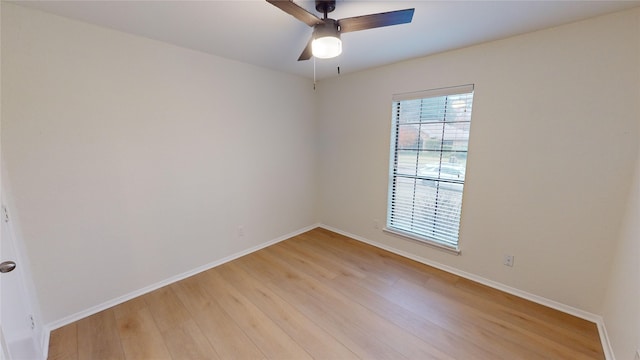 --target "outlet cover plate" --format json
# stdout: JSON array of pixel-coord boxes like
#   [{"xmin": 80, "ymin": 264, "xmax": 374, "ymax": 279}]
[{"xmin": 503, "ymin": 255, "xmax": 514, "ymax": 267}]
